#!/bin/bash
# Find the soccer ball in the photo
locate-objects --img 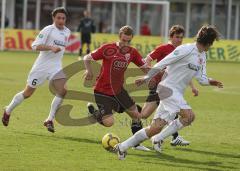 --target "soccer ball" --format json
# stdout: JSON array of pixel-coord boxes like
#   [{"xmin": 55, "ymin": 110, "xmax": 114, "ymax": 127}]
[{"xmin": 102, "ymin": 133, "xmax": 120, "ymax": 152}]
